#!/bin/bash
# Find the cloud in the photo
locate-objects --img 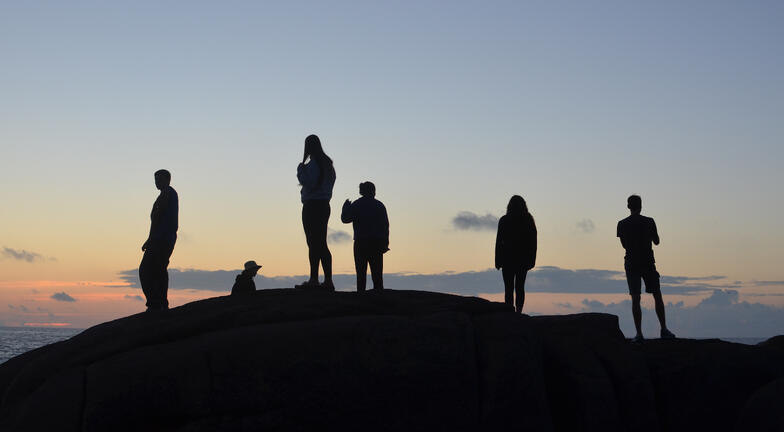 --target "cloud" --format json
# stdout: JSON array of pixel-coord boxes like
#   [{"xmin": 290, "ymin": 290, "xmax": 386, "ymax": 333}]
[
  {"xmin": 697, "ymin": 289, "xmax": 739, "ymax": 306},
  {"xmin": 124, "ymin": 295, "xmax": 144, "ymax": 302},
  {"xmin": 451, "ymin": 212, "xmax": 499, "ymax": 231},
  {"xmin": 8, "ymin": 304, "xmax": 31, "ymax": 313},
  {"xmin": 2, "ymin": 247, "xmax": 46, "ymax": 263},
  {"xmin": 118, "ymin": 268, "xmax": 303, "ymax": 292},
  {"xmin": 116, "ymin": 266, "xmax": 733, "ymax": 295},
  {"xmin": 576, "ymin": 219, "xmax": 595, "ymax": 233},
  {"xmin": 50, "ymin": 292, "xmax": 76, "ymax": 302},
  {"xmin": 578, "ymin": 289, "xmax": 784, "ymax": 338},
  {"xmin": 328, "ymin": 229, "xmax": 352, "ymax": 244},
  {"xmin": 753, "ymin": 280, "xmax": 784, "ymax": 287}
]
